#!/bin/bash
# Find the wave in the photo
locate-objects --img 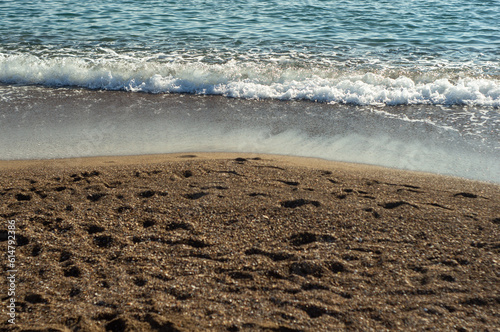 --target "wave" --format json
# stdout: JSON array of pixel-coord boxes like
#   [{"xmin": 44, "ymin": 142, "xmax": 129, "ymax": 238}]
[{"xmin": 1, "ymin": 53, "xmax": 499, "ymax": 106}]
